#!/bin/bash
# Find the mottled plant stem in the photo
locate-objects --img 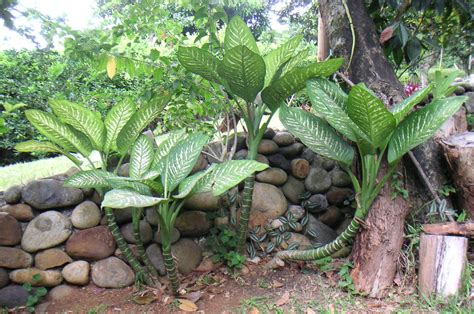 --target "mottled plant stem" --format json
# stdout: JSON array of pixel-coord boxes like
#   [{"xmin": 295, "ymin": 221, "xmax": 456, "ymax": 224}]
[{"xmin": 132, "ymin": 211, "xmax": 158, "ymax": 278}]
